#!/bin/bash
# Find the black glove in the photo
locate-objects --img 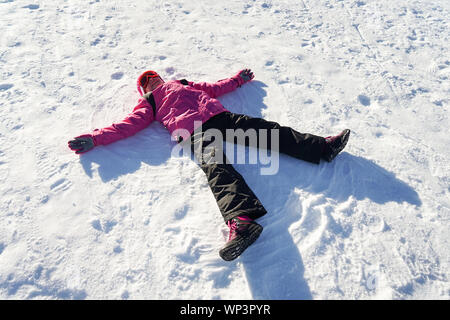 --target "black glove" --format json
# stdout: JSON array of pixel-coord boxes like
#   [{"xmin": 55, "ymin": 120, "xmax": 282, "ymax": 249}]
[
  {"xmin": 68, "ymin": 135, "xmax": 95, "ymax": 154},
  {"xmin": 238, "ymin": 68, "xmax": 255, "ymax": 83}
]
